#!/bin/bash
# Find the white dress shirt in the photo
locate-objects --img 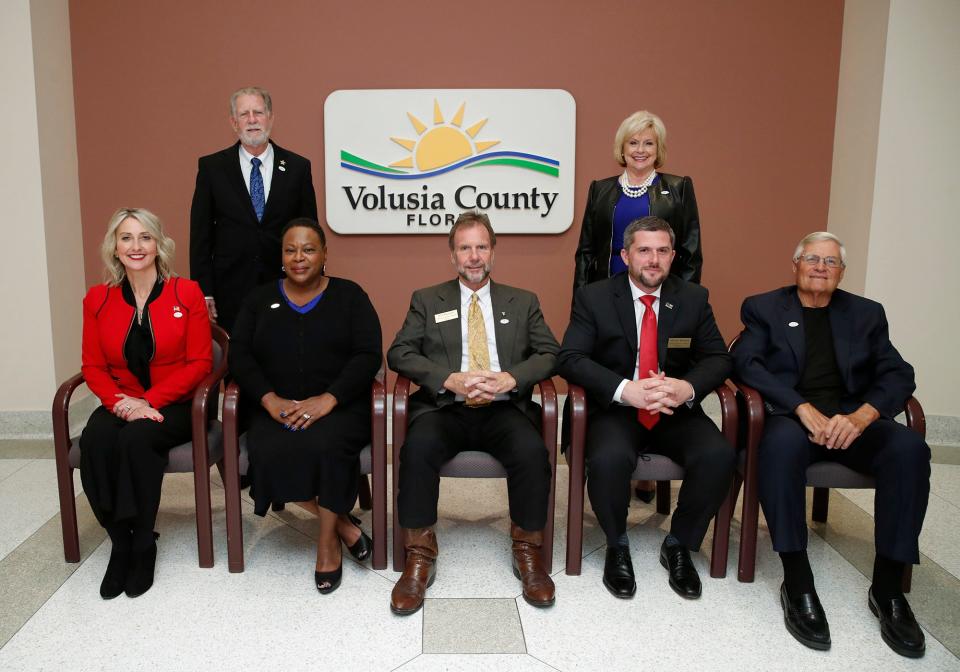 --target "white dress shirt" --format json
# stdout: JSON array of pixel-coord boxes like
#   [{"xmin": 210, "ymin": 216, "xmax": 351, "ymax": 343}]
[
  {"xmin": 456, "ymin": 280, "xmax": 508, "ymax": 402},
  {"xmin": 613, "ymin": 281, "xmax": 661, "ymax": 403},
  {"xmin": 239, "ymin": 143, "xmax": 274, "ymax": 203}
]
